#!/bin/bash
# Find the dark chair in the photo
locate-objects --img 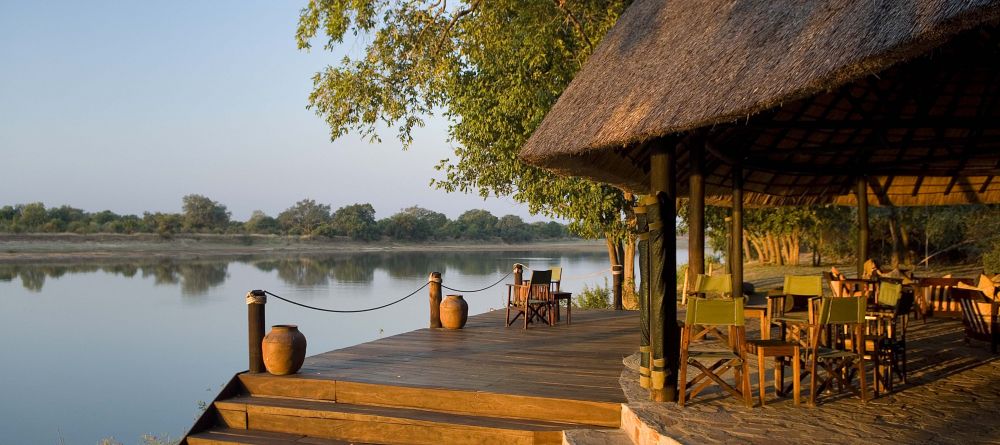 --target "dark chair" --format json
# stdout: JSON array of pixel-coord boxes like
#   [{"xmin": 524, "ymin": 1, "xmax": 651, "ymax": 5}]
[{"xmin": 506, "ymin": 270, "xmax": 553, "ymax": 329}]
